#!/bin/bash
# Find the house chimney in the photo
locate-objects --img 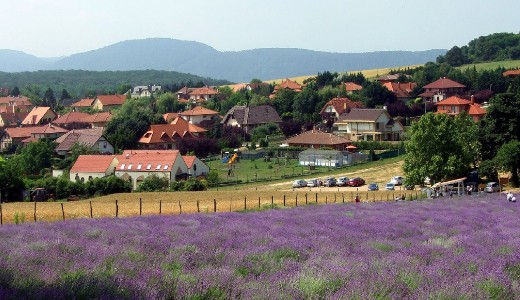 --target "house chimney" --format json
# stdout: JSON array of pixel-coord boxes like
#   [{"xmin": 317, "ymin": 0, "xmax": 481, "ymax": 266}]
[
  {"xmin": 470, "ymin": 95, "xmax": 474, "ymax": 105},
  {"xmin": 383, "ymin": 106, "xmax": 387, "ymax": 110},
  {"xmin": 126, "ymin": 153, "xmax": 130, "ymax": 159}
]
